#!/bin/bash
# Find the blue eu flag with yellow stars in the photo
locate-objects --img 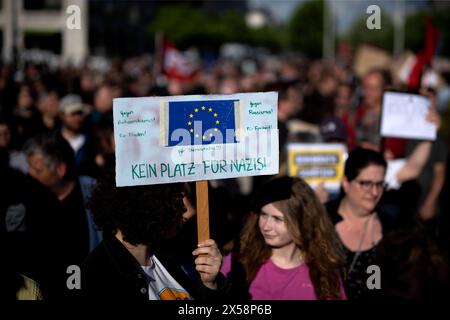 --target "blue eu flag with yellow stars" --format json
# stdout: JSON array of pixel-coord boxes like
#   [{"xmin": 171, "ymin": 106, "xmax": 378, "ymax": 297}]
[{"xmin": 167, "ymin": 100, "xmax": 238, "ymax": 146}]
